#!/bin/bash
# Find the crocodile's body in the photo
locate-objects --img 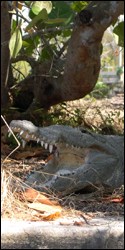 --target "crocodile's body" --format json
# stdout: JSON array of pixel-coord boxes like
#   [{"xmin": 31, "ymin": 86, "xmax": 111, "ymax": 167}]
[{"xmin": 10, "ymin": 120, "xmax": 124, "ymax": 195}]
